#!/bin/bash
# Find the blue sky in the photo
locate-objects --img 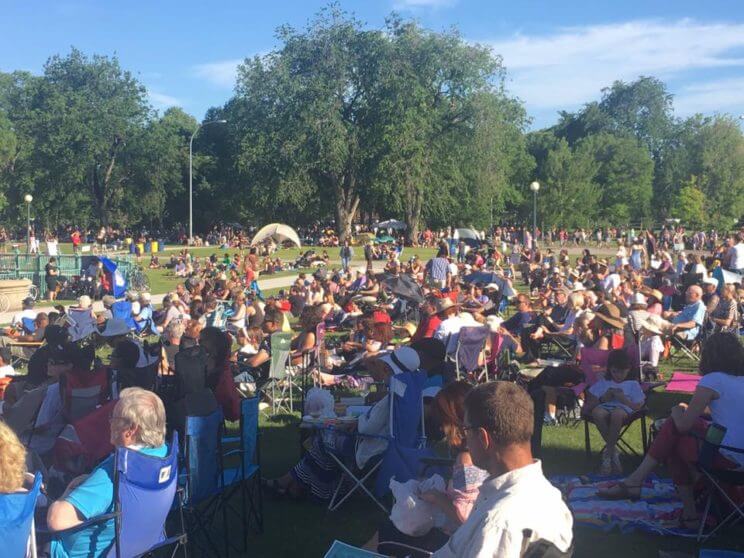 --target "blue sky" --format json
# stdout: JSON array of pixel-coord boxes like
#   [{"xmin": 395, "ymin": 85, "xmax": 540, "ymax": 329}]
[{"xmin": 2, "ymin": 0, "xmax": 744, "ymax": 129}]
